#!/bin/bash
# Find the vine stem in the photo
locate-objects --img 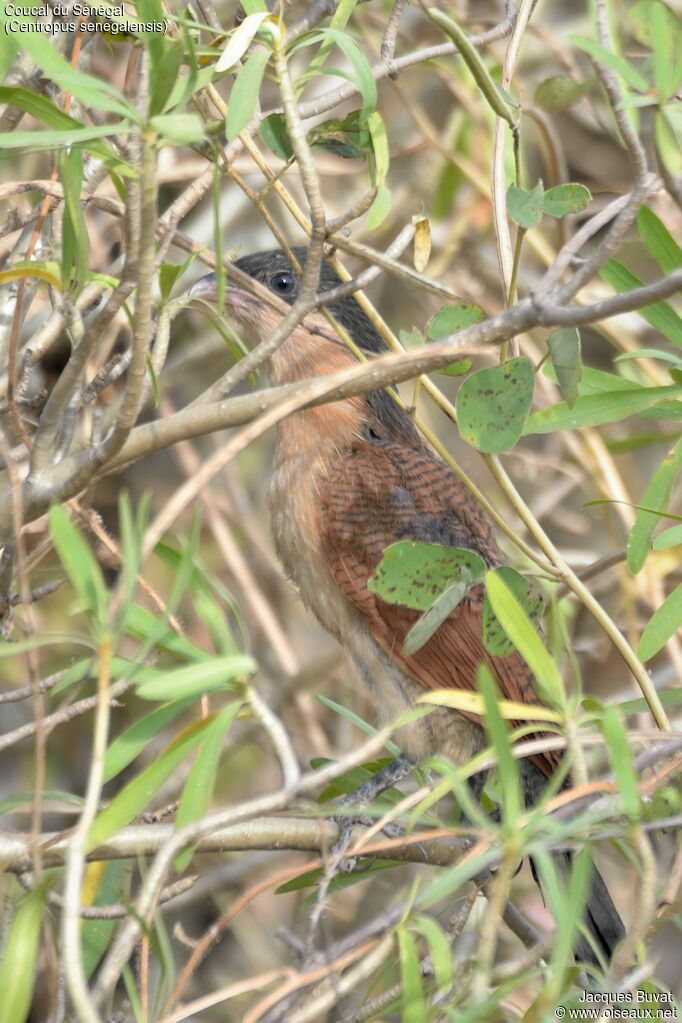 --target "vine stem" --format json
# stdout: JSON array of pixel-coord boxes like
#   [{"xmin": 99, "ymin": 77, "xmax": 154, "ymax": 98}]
[{"xmin": 484, "ymin": 455, "xmax": 671, "ymax": 732}]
